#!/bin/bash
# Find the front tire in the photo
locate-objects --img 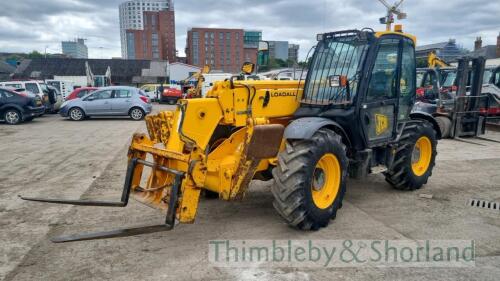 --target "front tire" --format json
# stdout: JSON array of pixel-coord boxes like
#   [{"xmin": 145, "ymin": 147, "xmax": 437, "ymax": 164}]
[
  {"xmin": 385, "ymin": 121, "xmax": 437, "ymax": 190},
  {"xmin": 4, "ymin": 109, "xmax": 22, "ymax": 125},
  {"xmin": 69, "ymin": 107, "xmax": 85, "ymax": 121},
  {"xmin": 272, "ymin": 129, "xmax": 348, "ymax": 230}
]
